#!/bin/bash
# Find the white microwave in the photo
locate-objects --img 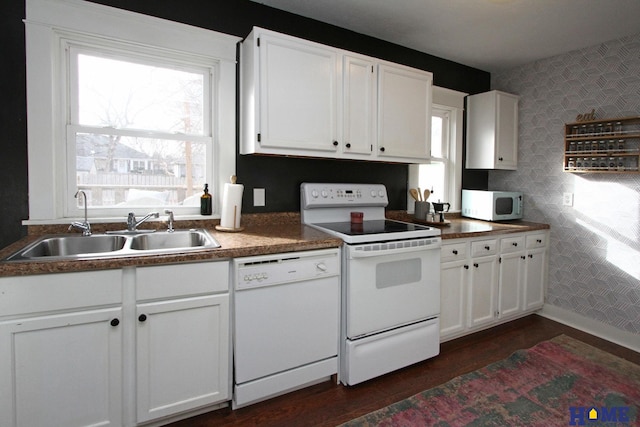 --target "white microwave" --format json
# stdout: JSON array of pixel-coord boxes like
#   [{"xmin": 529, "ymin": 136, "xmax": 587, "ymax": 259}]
[{"xmin": 461, "ymin": 189, "xmax": 523, "ymax": 221}]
